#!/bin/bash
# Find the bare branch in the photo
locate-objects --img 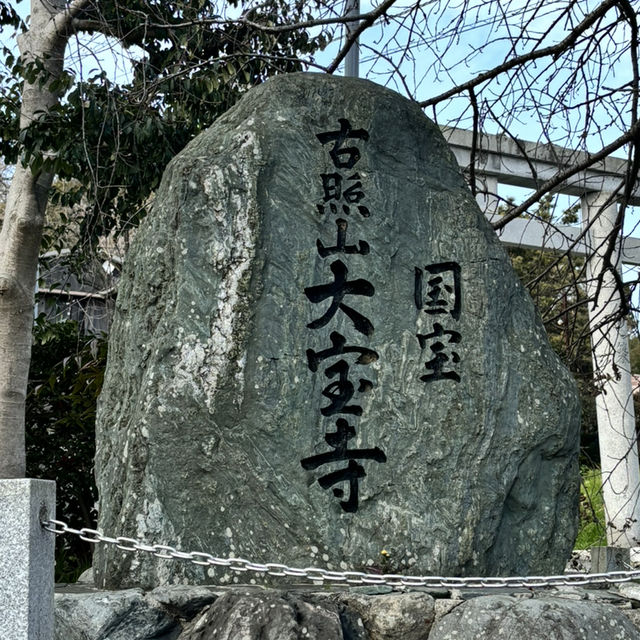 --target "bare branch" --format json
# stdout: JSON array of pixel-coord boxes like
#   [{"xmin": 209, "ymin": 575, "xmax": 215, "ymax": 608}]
[
  {"xmin": 418, "ymin": 0, "xmax": 619, "ymax": 109},
  {"xmin": 109, "ymin": 4, "xmax": 382, "ymax": 36},
  {"xmin": 327, "ymin": 0, "xmax": 400, "ymax": 74},
  {"xmin": 48, "ymin": 0, "xmax": 93, "ymax": 38},
  {"xmin": 493, "ymin": 120, "xmax": 640, "ymax": 231}
]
